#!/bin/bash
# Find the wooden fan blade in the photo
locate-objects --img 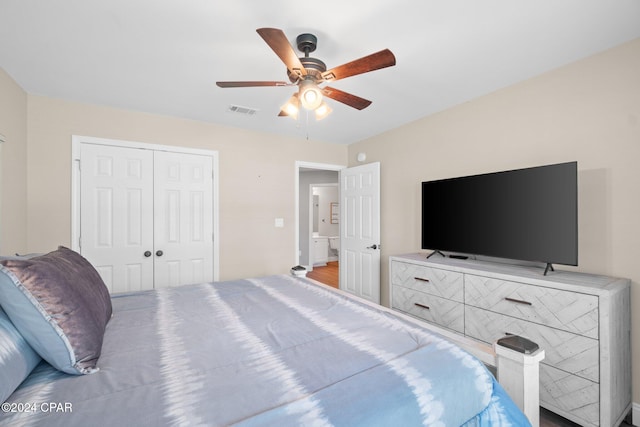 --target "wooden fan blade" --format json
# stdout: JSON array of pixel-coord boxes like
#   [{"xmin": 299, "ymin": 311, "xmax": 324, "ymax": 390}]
[
  {"xmin": 322, "ymin": 86, "xmax": 372, "ymax": 110},
  {"xmin": 256, "ymin": 28, "xmax": 307, "ymax": 78},
  {"xmin": 216, "ymin": 81, "xmax": 290, "ymax": 88},
  {"xmin": 321, "ymin": 49, "xmax": 396, "ymax": 82}
]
